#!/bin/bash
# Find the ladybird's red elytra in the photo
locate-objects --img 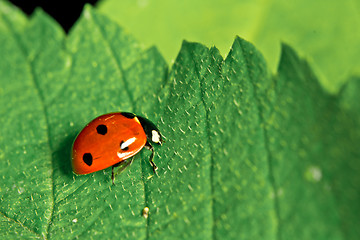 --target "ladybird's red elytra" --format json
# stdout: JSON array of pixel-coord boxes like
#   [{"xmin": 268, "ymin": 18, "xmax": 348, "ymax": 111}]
[{"xmin": 71, "ymin": 112, "xmax": 163, "ymax": 184}]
